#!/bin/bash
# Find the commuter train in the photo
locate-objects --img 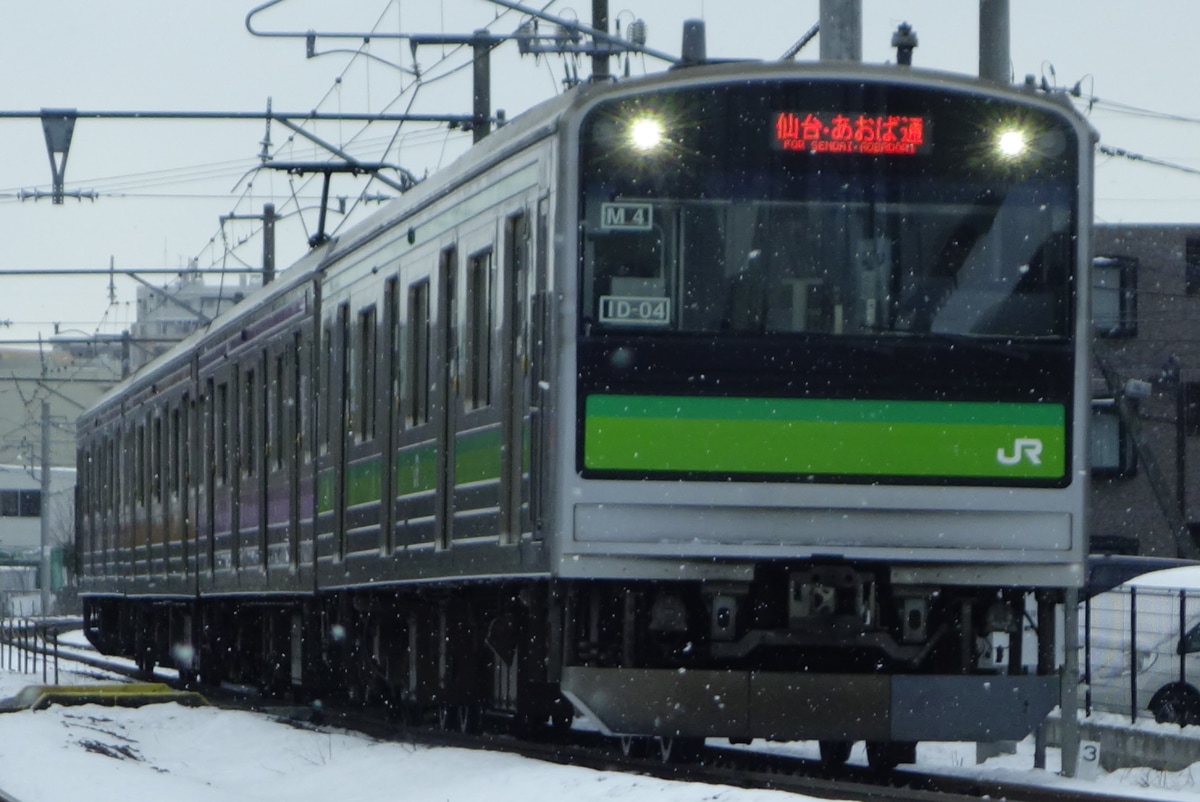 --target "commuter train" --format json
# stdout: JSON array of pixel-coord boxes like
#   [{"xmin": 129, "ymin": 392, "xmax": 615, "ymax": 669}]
[{"xmin": 76, "ymin": 55, "xmax": 1094, "ymax": 769}]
